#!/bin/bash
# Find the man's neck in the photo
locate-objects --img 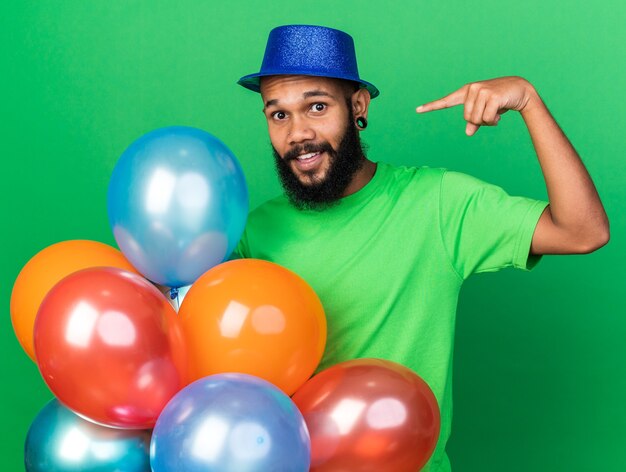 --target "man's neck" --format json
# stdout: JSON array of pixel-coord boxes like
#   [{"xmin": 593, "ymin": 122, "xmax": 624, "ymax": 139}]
[{"xmin": 342, "ymin": 159, "xmax": 377, "ymax": 197}]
